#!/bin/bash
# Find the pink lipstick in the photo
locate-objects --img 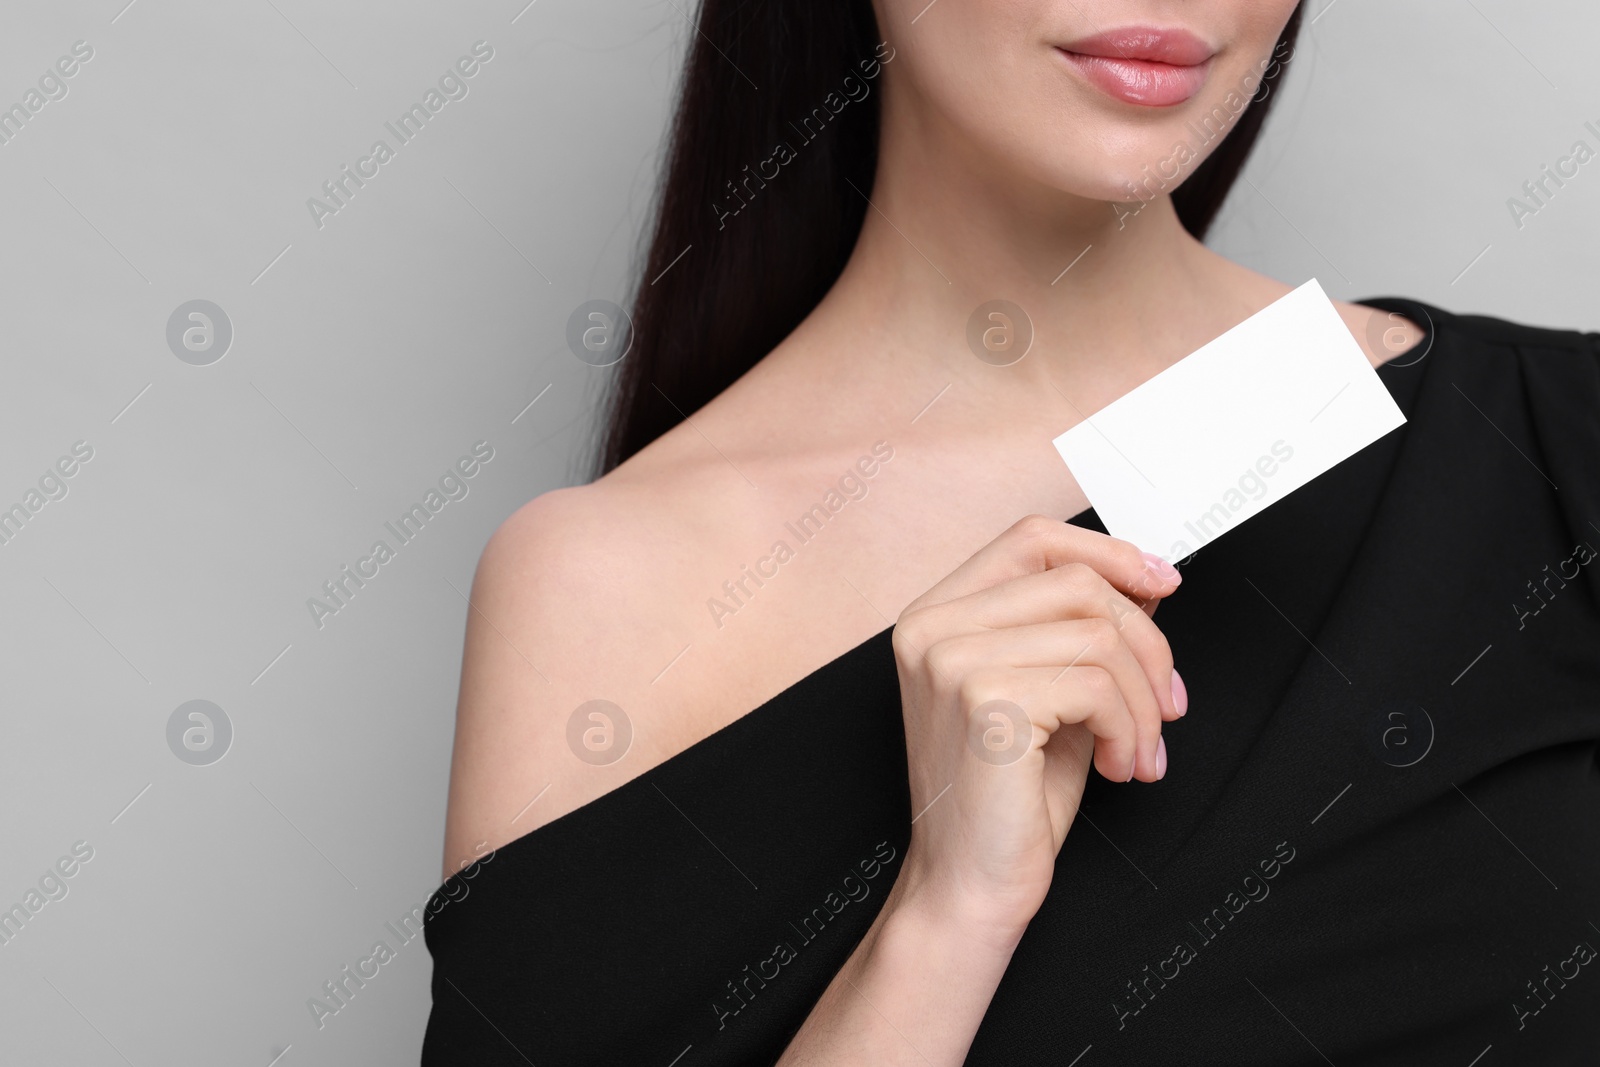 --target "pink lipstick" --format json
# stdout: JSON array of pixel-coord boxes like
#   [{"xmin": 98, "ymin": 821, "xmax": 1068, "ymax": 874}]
[{"xmin": 1056, "ymin": 27, "xmax": 1216, "ymax": 107}]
